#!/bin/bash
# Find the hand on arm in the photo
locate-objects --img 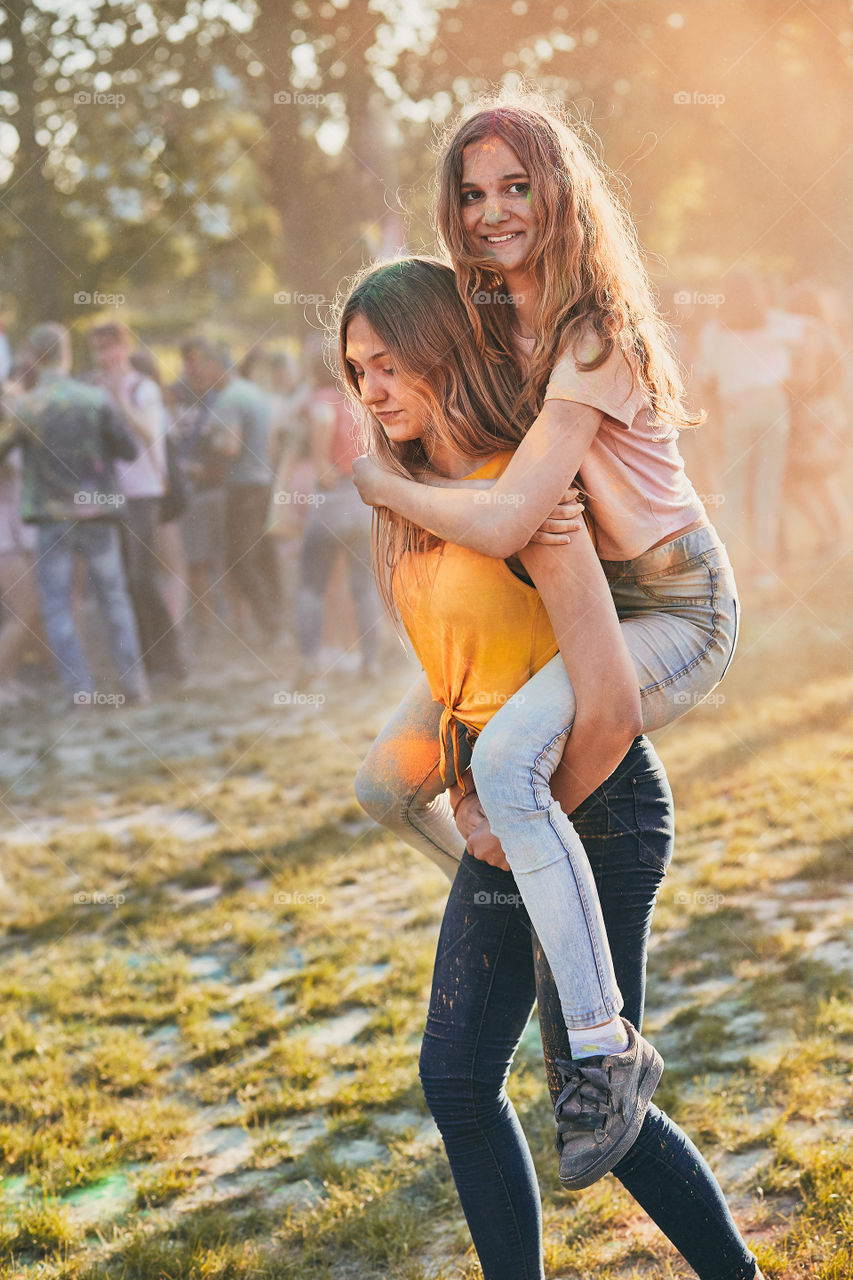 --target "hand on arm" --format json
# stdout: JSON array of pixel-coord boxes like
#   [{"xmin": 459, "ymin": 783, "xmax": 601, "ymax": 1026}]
[
  {"xmin": 448, "ymin": 772, "xmax": 510, "ymax": 870},
  {"xmin": 518, "ymin": 526, "xmax": 642, "ymax": 816},
  {"xmin": 351, "ymin": 399, "xmax": 602, "ymax": 557}
]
